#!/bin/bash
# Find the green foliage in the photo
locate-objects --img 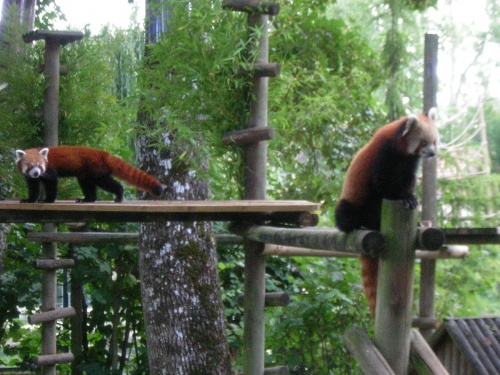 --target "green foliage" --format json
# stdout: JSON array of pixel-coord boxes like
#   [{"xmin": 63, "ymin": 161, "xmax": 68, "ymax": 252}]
[
  {"xmin": 268, "ymin": 8, "xmax": 385, "ymax": 210},
  {"xmin": 35, "ymin": 0, "xmax": 66, "ymax": 29},
  {"xmin": 432, "ymin": 245, "xmax": 500, "ymax": 317},
  {"xmin": 265, "ymin": 257, "xmax": 369, "ymax": 374}
]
